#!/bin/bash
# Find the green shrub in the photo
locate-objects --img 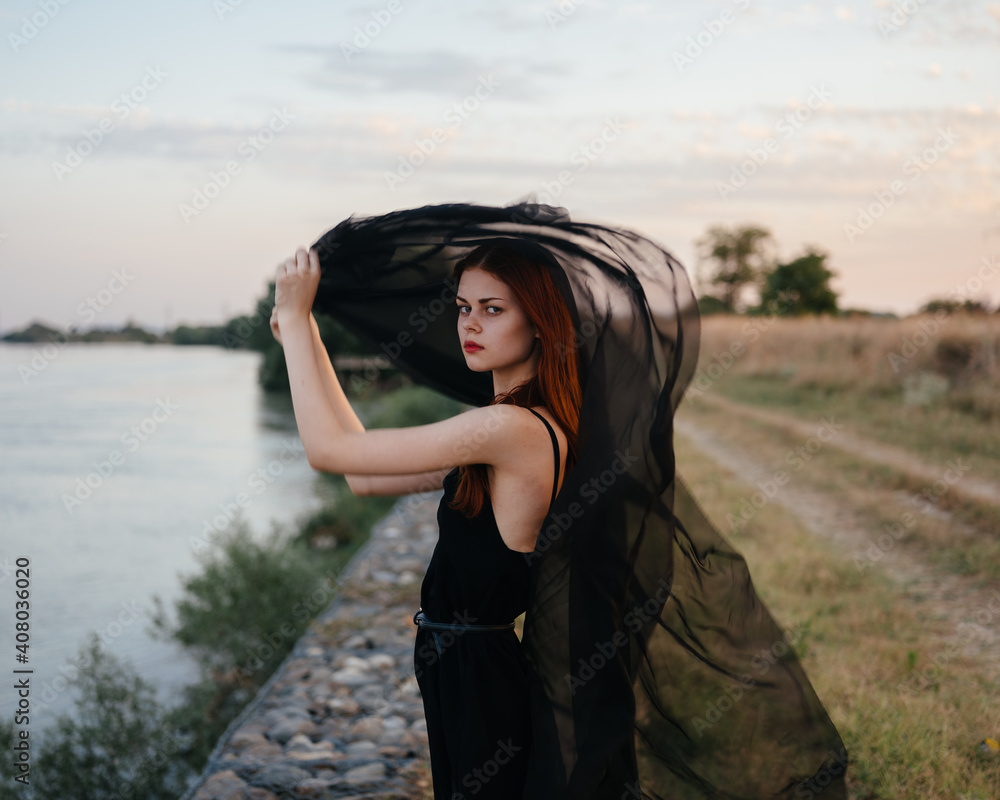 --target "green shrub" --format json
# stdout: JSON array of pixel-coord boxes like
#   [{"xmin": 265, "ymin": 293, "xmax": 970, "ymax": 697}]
[{"xmin": 0, "ymin": 634, "xmax": 192, "ymax": 800}]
